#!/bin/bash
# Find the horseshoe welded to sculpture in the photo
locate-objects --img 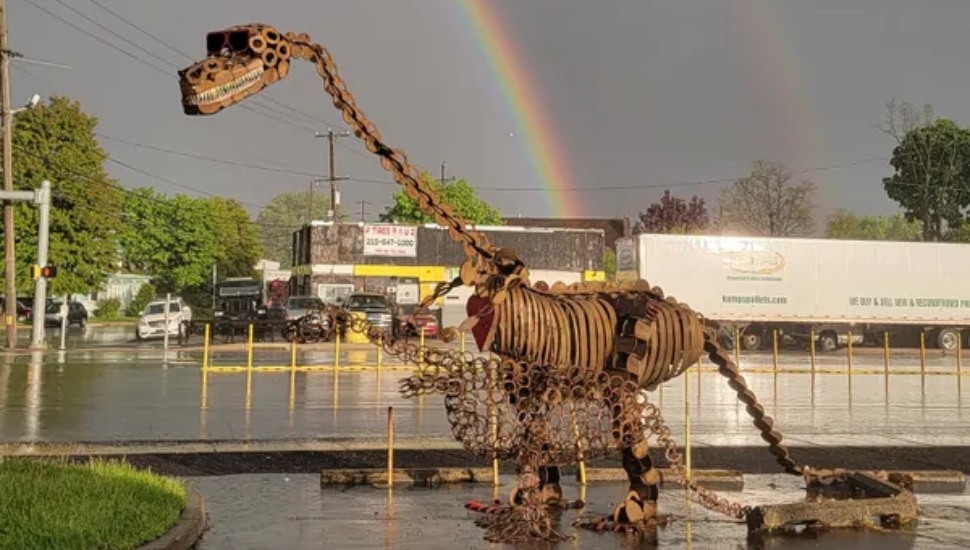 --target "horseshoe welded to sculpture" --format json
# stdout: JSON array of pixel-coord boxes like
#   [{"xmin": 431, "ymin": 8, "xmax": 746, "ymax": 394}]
[{"xmin": 178, "ymin": 24, "xmax": 830, "ymax": 543}]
